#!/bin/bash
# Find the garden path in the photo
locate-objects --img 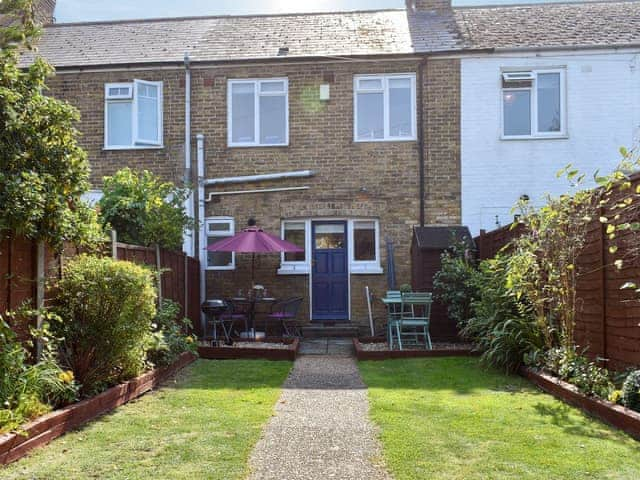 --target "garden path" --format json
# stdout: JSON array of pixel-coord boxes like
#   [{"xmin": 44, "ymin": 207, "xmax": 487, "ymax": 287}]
[{"xmin": 247, "ymin": 339, "xmax": 391, "ymax": 480}]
